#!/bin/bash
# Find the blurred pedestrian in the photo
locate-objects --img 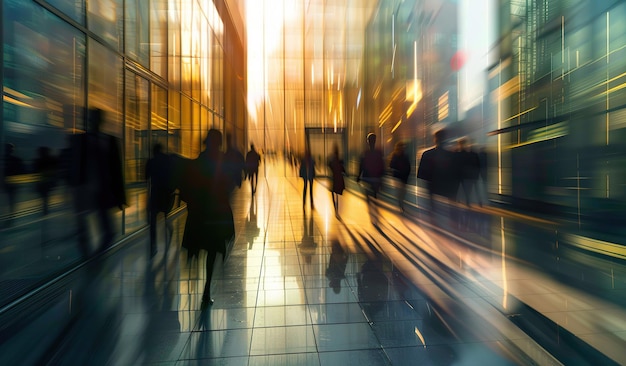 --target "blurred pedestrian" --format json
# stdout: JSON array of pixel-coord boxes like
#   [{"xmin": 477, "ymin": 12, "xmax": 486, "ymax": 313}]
[
  {"xmin": 478, "ymin": 146, "xmax": 488, "ymax": 205},
  {"xmin": 456, "ymin": 137, "xmax": 480, "ymax": 206},
  {"xmin": 33, "ymin": 146, "xmax": 59, "ymax": 215},
  {"xmin": 245, "ymin": 143, "xmax": 261, "ymax": 195},
  {"xmin": 357, "ymin": 133, "xmax": 385, "ymax": 225},
  {"xmin": 328, "ymin": 143, "xmax": 345, "ymax": 216},
  {"xmin": 145, "ymin": 142, "xmax": 175, "ymax": 257},
  {"xmin": 68, "ymin": 108, "xmax": 126, "ymax": 257},
  {"xmin": 417, "ymin": 129, "xmax": 459, "ymax": 223},
  {"xmin": 3, "ymin": 143, "xmax": 25, "ymax": 226},
  {"xmin": 389, "ymin": 141, "xmax": 411, "ymax": 212},
  {"xmin": 179, "ymin": 129, "xmax": 234, "ymax": 308},
  {"xmin": 300, "ymin": 145, "xmax": 316, "ymax": 210}
]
